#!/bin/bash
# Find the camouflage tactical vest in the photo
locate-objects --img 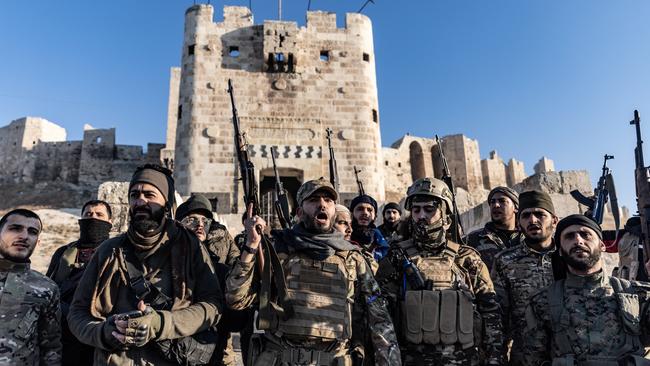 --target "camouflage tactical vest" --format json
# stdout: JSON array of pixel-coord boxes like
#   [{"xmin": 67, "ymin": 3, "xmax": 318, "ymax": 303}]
[
  {"xmin": 548, "ymin": 276, "xmax": 648, "ymax": 365},
  {"xmin": 270, "ymin": 250, "xmax": 355, "ymax": 341},
  {"xmin": 398, "ymin": 240, "xmax": 477, "ymax": 349}
]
